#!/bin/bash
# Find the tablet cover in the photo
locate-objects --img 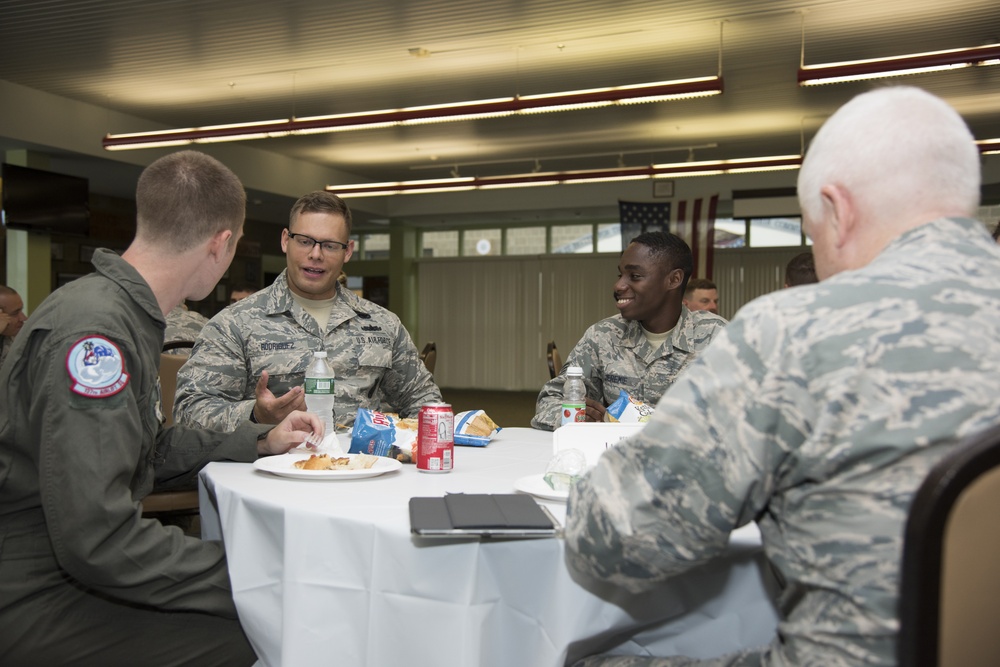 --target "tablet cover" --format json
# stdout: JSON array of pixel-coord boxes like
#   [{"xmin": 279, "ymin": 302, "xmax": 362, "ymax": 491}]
[{"xmin": 409, "ymin": 494, "xmax": 555, "ymax": 534}]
